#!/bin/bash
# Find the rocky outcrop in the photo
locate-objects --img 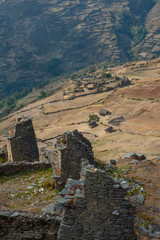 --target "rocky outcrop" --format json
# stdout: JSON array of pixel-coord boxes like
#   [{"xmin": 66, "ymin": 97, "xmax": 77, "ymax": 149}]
[
  {"xmin": 88, "ymin": 121, "xmax": 98, "ymax": 128},
  {"xmin": 99, "ymin": 109, "xmax": 111, "ymax": 116},
  {"xmin": 108, "ymin": 116, "xmax": 125, "ymax": 126},
  {"xmin": 105, "ymin": 126, "xmax": 116, "ymax": 133},
  {"xmin": 122, "ymin": 152, "xmax": 146, "ymax": 161},
  {"xmin": 132, "ymin": 0, "xmax": 160, "ymax": 59}
]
